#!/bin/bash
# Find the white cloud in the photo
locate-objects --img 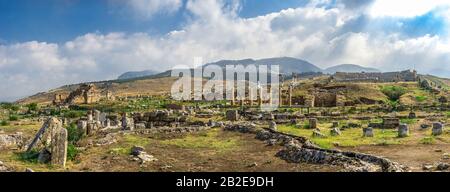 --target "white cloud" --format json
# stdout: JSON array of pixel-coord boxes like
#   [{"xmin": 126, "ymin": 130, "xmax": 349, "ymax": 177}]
[
  {"xmin": 1, "ymin": 0, "xmax": 450, "ymax": 101},
  {"xmin": 369, "ymin": 0, "xmax": 450, "ymax": 17},
  {"xmin": 126, "ymin": 0, "xmax": 182, "ymax": 18}
]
